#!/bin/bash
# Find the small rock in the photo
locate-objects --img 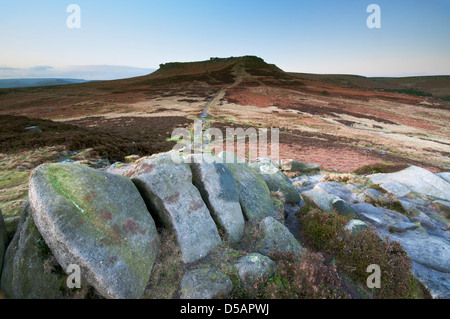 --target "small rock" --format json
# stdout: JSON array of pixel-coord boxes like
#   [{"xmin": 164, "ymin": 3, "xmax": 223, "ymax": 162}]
[
  {"xmin": 255, "ymin": 217, "xmax": 303, "ymax": 257},
  {"xmin": 388, "ymin": 222, "xmax": 419, "ymax": 233},
  {"xmin": 332, "ymin": 199, "xmax": 357, "ymax": 218},
  {"xmin": 280, "ymin": 159, "xmax": 320, "ymax": 175},
  {"xmin": 180, "ymin": 268, "xmax": 233, "ymax": 299},
  {"xmin": 364, "ymin": 188, "xmax": 385, "ymax": 203},
  {"xmin": 344, "ymin": 219, "xmax": 368, "ymax": 235},
  {"xmin": 301, "ymin": 189, "xmax": 338, "ymax": 213},
  {"xmin": 397, "ymin": 198, "xmax": 420, "ymax": 216},
  {"xmin": 356, "ymin": 192, "xmax": 367, "ymax": 203},
  {"xmin": 251, "ymin": 161, "xmax": 301, "ymax": 204},
  {"xmin": 314, "ymin": 182, "xmax": 357, "ymax": 203},
  {"xmin": 234, "ymin": 253, "xmax": 276, "ymax": 287},
  {"xmin": 24, "ymin": 126, "xmax": 43, "ymax": 133}
]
